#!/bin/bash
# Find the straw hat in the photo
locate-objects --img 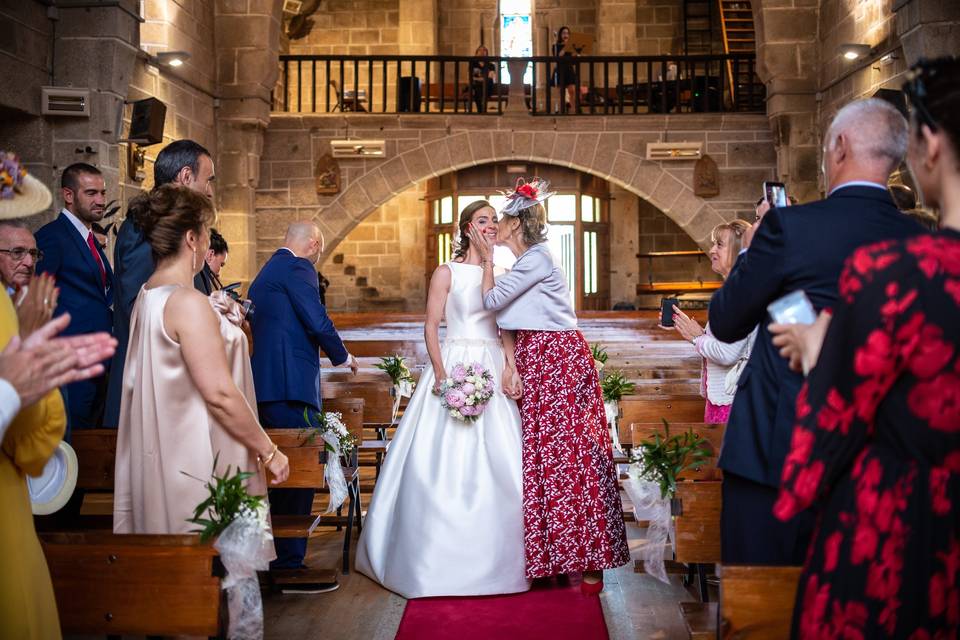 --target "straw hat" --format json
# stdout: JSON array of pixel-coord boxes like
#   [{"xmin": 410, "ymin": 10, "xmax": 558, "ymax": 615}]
[
  {"xmin": 0, "ymin": 151, "xmax": 53, "ymax": 220},
  {"xmin": 28, "ymin": 441, "xmax": 78, "ymax": 515}
]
